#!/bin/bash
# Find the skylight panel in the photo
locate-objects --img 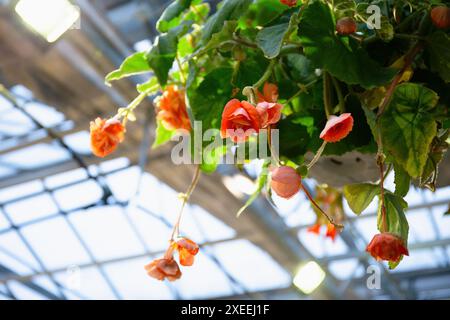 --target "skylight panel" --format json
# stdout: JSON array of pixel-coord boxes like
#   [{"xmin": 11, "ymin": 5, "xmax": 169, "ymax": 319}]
[
  {"xmin": 297, "ymin": 228, "xmax": 349, "ymax": 259},
  {"xmin": 0, "ymin": 143, "xmax": 71, "ymax": 170},
  {"xmin": 44, "ymin": 168, "xmax": 88, "ymax": 190},
  {"xmin": 63, "ymin": 131, "xmax": 91, "ymax": 155},
  {"xmin": 20, "ymin": 216, "xmax": 91, "ymax": 270},
  {"xmin": 172, "ymin": 251, "xmax": 235, "ymax": 299},
  {"xmin": 7, "ymin": 280, "xmax": 50, "ymax": 300},
  {"xmin": 68, "ymin": 206, "xmax": 146, "ymax": 261},
  {"xmin": 328, "ymin": 258, "xmax": 364, "ymax": 281},
  {"xmin": 4, "ymin": 193, "xmax": 59, "ymax": 225},
  {"xmin": 53, "ymin": 266, "xmax": 116, "ymax": 300},
  {"xmin": 0, "ymin": 230, "xmax": 41, "ymax": 271},
  {"xmin": 52, "ymin": 180, "xmax": 103, "ymax": 212},
  {"xmin": 0, "ymin": 180, "xmax": 44, "ymax": 204},
  {"xmin": 211, "ymin": 239, "xmax": 291, "ymax": 292},
  {"xmin": 23, "ymin": 101, "xmax": 65, "ymax": 128},
  {"xmin": 103, "ymin": 257, "xmax": 174, "ymax": 300}
]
